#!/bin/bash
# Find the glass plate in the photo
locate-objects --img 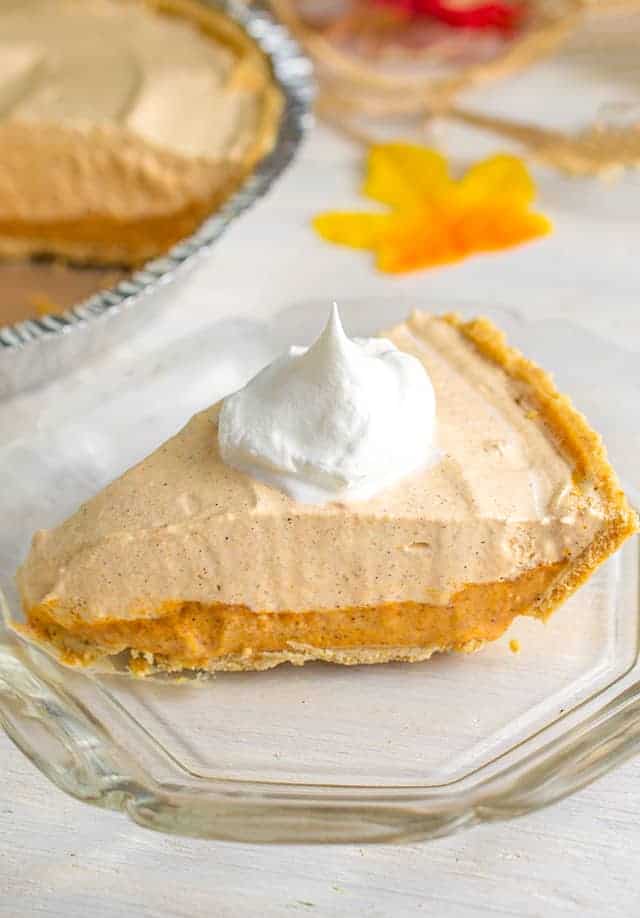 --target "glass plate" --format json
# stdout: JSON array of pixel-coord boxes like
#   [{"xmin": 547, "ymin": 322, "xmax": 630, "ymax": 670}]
[{"xmin": 0, "ymin": 299, "xmax": 638, "ymax": 844}]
